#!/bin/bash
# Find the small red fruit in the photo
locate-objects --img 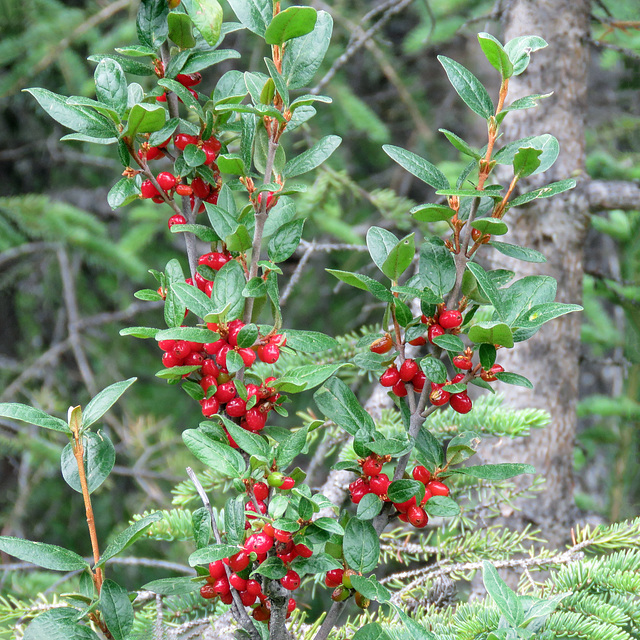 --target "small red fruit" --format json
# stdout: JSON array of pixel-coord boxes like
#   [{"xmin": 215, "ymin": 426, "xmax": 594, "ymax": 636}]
[
  {"xmin": 427, "ymin": 480, "xmax": 450, "ymax": 497},
  {"xmin": 450, "ymin": 392, "xmax": 472, "ymax": 414},
  {"xmin": 362, "ymin": 457, "xmax": 383, "ymax": 477},
  {"xmin": 280, "ymin": 476, "xmax": 295, "ymax": 490},
  {"xmin": 427, "ymin": 324, "xmax": 445, "ymax": 344},
  {"xmin": 200, "ymin": 584, "xmax": 216, "ymax": 599},
  {"xmin": 246, "ymin": 580, "xmax": 262, "ymax": 597},
  {"xmin": 140, "ymin": 179, "xmax": 159, "ymax": 199},
  {"xmin": 257, "ymin": 343, "xmax": 280, "ymax": 364},
  {"xmin": 407, "ymin": 505, "xmax": 428, "ymax": 528},
  {"xmin": 295, "ymin": 544, "xmax": 313, "ymax": 558},
  {"xmin": 162, "ymin": 351, "xmax": 181, "ymax": 368},
  {"xmin": 453, "ymin": 355, "xmax": 473, "ymax": 370},
  {"xmin": 281, "ymin": 570, "xmax": 300, "ymax": 591},
  {"xmin": 228, "ymin": 551, "xmax": 250, "ymax": 572},
  {"xmin": 191, "ymin": 177, "xmax": 211, "ymax": 199},
  {"xmin": 245, "ymin": 407, "xmax": 267, "ymax": 432},
  {"xmin": 174, "ymin": 133, "xmax": 198, "ymax": 150},
  {"xmin": 481, "ymin": 364, "xmax": 504, "ymax": 382},
  {"xmin": 175, "ymin": 184, "xmax": 193, "ymax": 196},
  {"xmin": 156, "ymin": 172, "xmax": 177, "ymax": 191},
  {"xmin": 325, "ymin": 569, "xmax": 344, "ymax": 588},
  {"xmin": 438, "ymin": 309, "xmax": 463, "ymax": 329},
  {"xmin": 370, "ymin": 334, "xmax": 393, "ymax": 354},
  {"xmin": 411, "ymin": 371, "xmax": 426, "ymax": 392},
  {"xmin": 245, "ymin": 532, "xmax": 273, "ymax": 554},
  {"xmin": 412, "ymin": 466, "xmax": 431, "ymax": 484},
  {"xmin": 201, "ymin": 396, "xmax": 220, "ymax": 417},
  {"xmin": 379, "ymin": 366, "xmax": 400, "ymax": 387},
  {"xmin": 209, "ymin": 560, "xmax": 226, "ymax": 580},
  {"xmin": 370, "ymin": 473, "xmax": 390, "ymax": 496},
  {"xmin": 429, "ymin": 383, "xmax": 450, "ymax": 406},
  {"xmin": 392, "ymin": 380, "xmax": 408, "ymax": 397},
  {"xmin": 408, "ymin": 336, "xmax": 427, "ymax": 346},
  {"xmin": 399, "ymin": 359, "xmax": 419, "ymax": 382},
  {"xmin": 226, "ymin": 397, "xmax": 247, "ymax": 418},
  {"xmin": 229, "ymin": 573, "xmax": 247, "ymax": 591},
  {"xmin": 168, "ymin": 214, "xmax": 187, "ymax": 229},
  {"xmin": 176, "ymin": 72, "xmax": 202, "ymax": 86}
]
